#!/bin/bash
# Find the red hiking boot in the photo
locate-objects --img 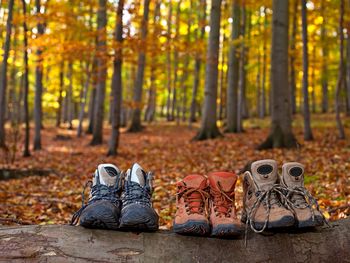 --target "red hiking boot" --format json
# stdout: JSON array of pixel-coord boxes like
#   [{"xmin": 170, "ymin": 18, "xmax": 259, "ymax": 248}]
[
  {"xmin": 208, "ymin": 172, "xmax": 242, "ymax": 237},
  {"xmin": 173, "ymin": 174, "xmax": 210, "ymax": 235}
]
